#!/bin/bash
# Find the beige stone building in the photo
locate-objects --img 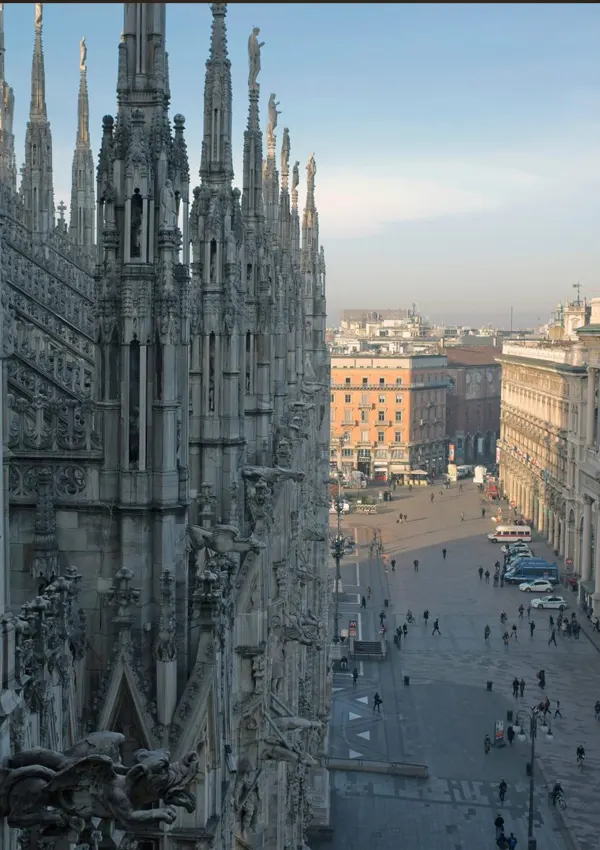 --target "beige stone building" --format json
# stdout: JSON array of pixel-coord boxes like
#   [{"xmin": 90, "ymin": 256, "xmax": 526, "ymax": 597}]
[{"xmin": 497, "ymin": 340, "xmax": 587, "ymax": 561}]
